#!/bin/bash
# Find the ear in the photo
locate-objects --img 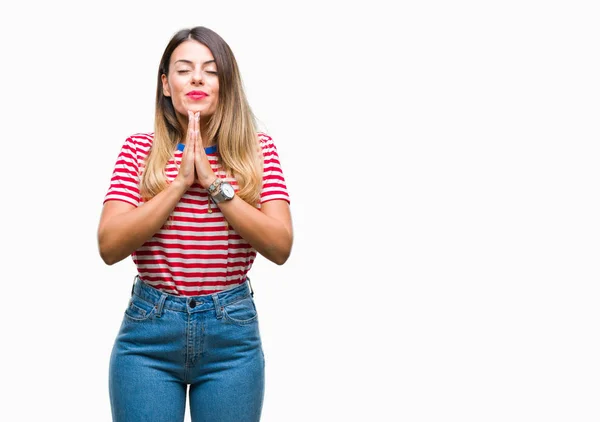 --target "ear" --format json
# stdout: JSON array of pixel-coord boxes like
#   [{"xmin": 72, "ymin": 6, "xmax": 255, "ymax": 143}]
[{"xmin": 161, "ymin": 74, "xmax": 171, "ymax": 97}]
